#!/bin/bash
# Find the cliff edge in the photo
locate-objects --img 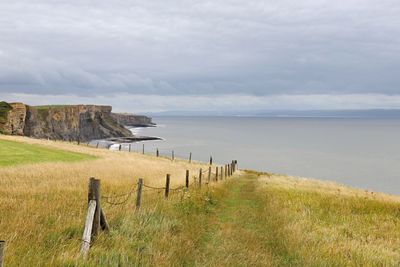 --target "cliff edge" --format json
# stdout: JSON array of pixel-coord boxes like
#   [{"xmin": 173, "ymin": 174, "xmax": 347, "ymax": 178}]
[{"xmin": 0, "ymin": 102, "xmax": 153, "ymax": 142}]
